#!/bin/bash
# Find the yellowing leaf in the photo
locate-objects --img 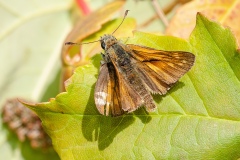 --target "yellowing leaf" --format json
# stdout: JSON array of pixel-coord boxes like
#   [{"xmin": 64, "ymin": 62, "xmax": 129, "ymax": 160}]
[{"xmin": 166, "ymin": 0, "xmax": 240, "ymax": 46}]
